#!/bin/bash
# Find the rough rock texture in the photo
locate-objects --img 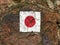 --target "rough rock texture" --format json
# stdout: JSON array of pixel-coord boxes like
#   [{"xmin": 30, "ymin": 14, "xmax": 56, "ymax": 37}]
[{"xmin": 0, "ymin": 0, "xmax": 60, "ymax": 45}]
